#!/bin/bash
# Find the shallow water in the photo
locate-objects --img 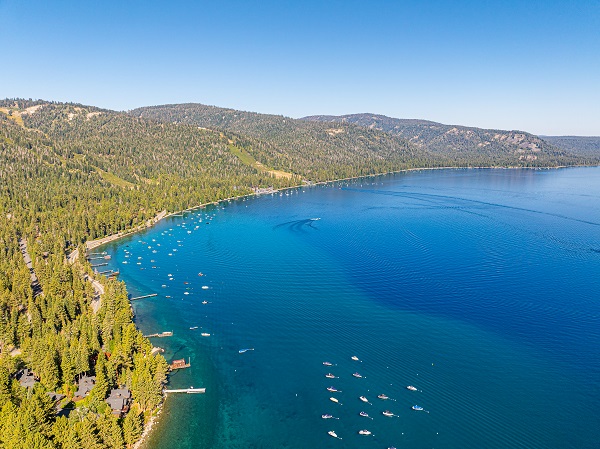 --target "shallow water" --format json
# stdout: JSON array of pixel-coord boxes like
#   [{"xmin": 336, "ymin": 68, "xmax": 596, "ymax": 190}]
[{"xmin": 101, "ymin": 167, "xmax": 600, "ymax": 449}]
